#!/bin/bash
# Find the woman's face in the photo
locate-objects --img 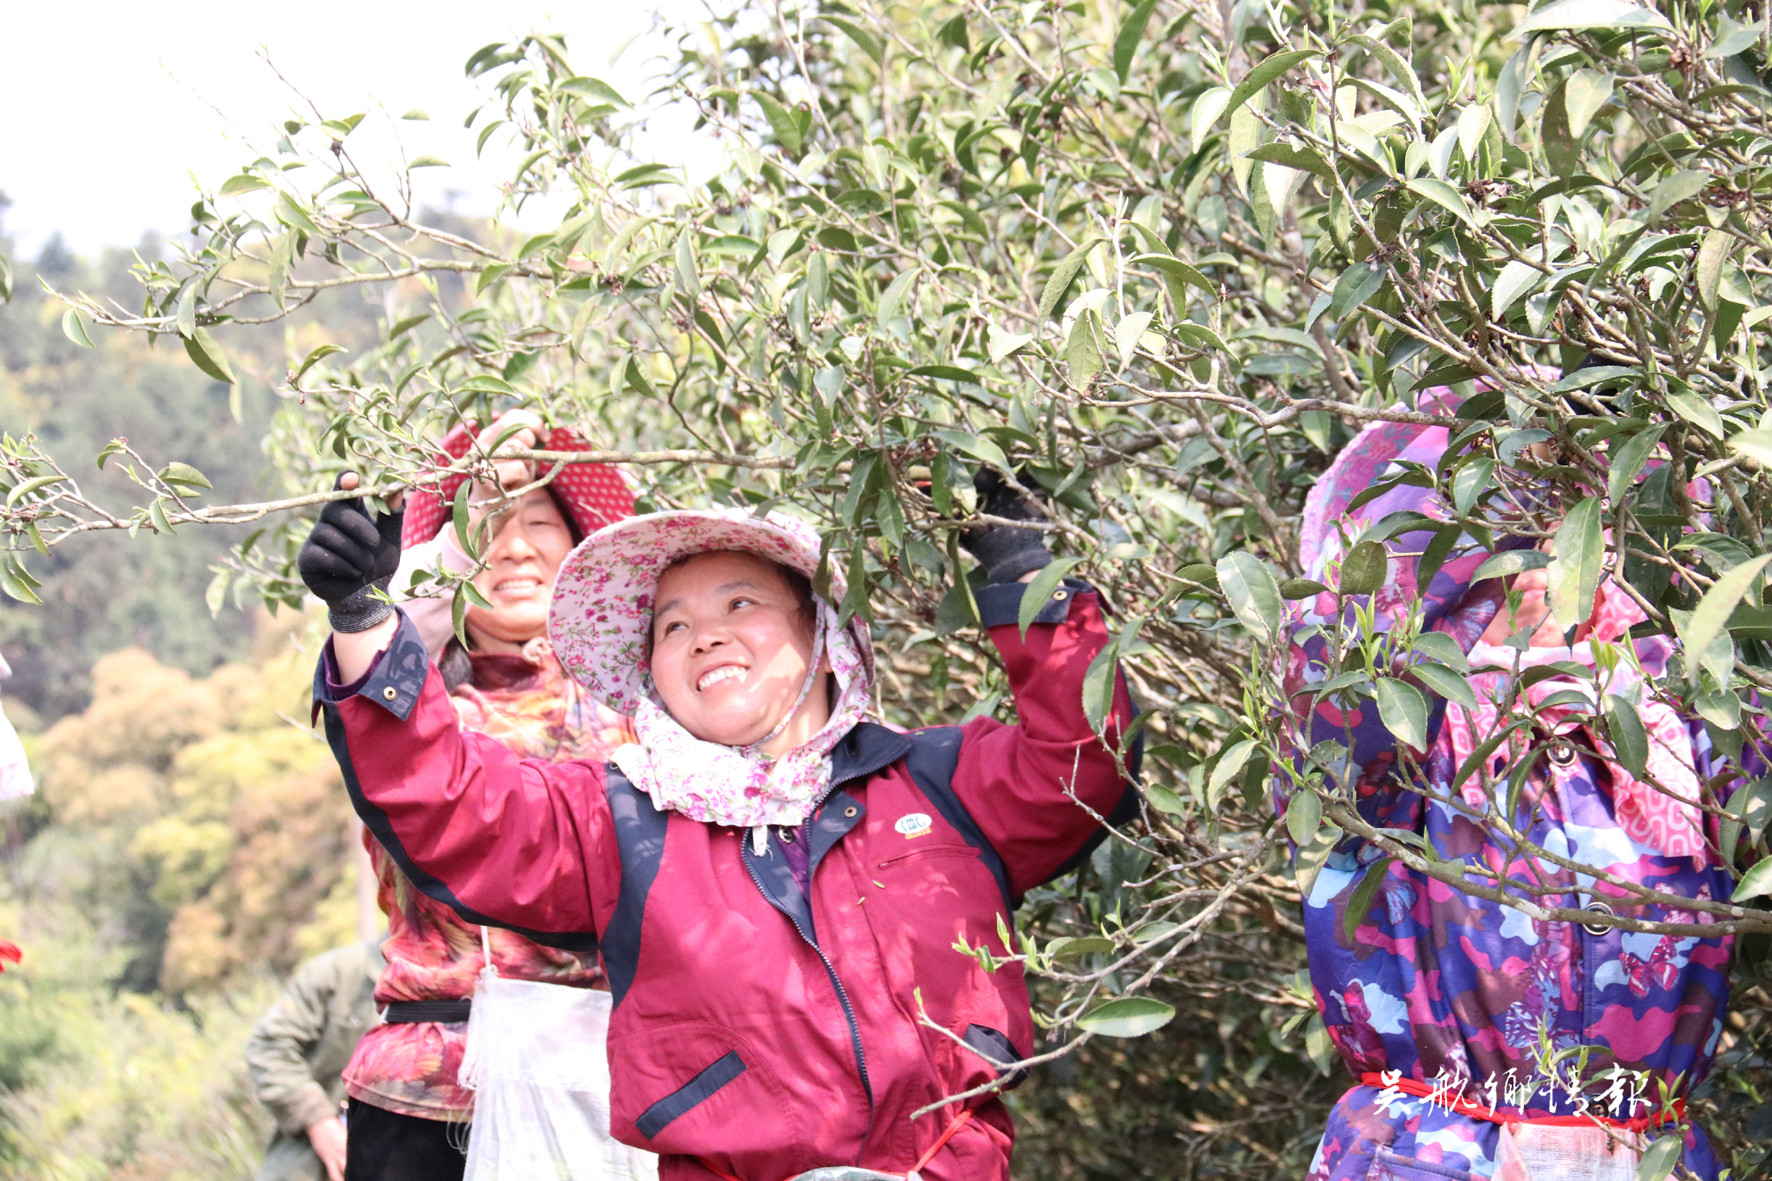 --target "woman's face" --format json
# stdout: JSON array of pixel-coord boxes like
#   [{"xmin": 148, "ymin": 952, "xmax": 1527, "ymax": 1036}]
[
  {"xmin": 463, "ymin": 487, "xmax": 574, "ymax": 648},
  {"xmin": 647, "ymin": 550, "xmax": 826, "ymax": 753}
]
